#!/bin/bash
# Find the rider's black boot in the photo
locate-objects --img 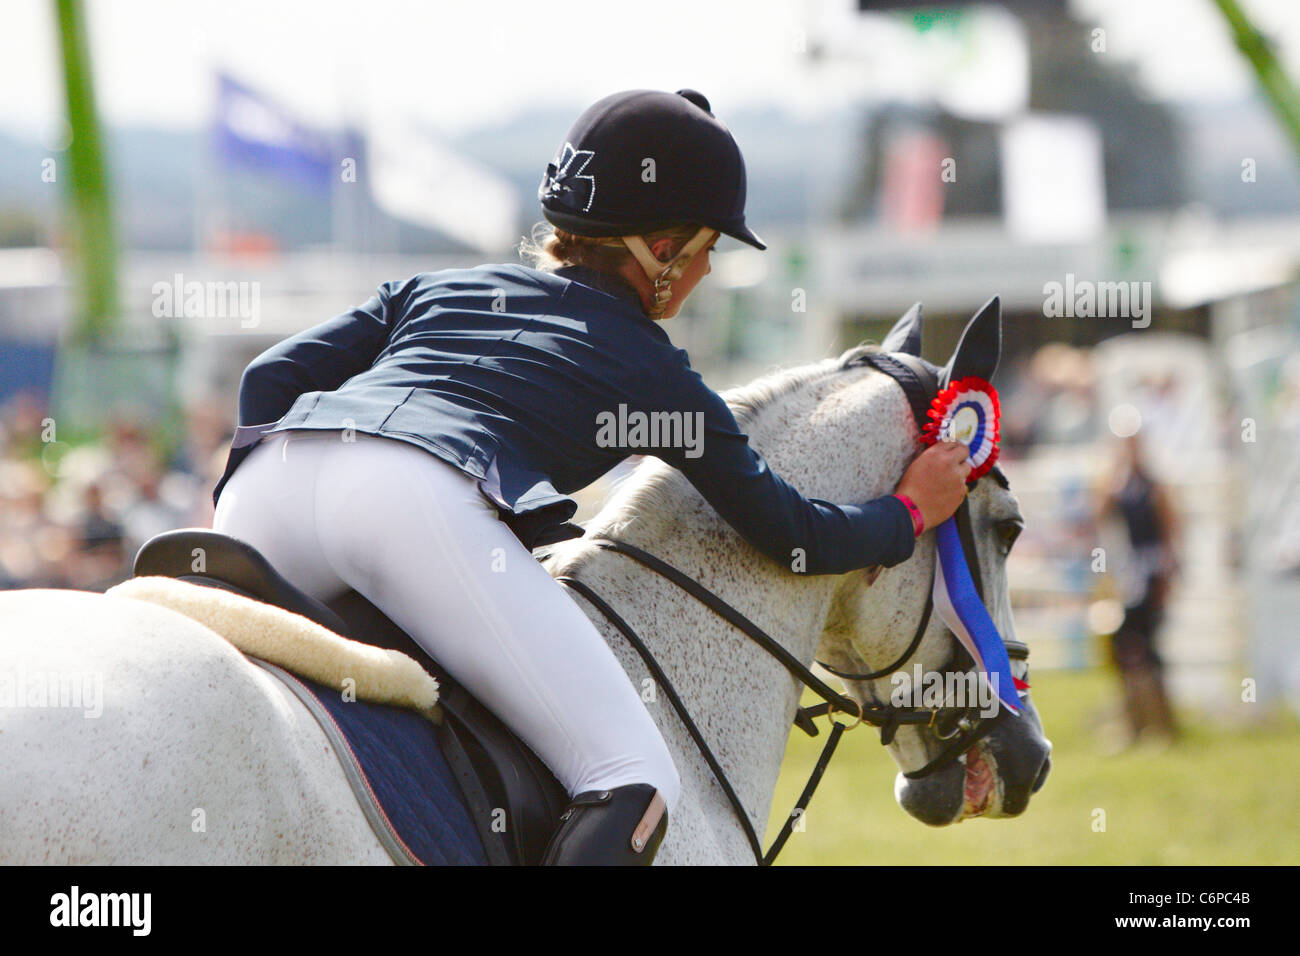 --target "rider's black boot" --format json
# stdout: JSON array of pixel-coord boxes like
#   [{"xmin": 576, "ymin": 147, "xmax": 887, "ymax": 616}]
[{"xmin": 541, "ymin": 783, "xmax": 668, "ymax": 865}]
